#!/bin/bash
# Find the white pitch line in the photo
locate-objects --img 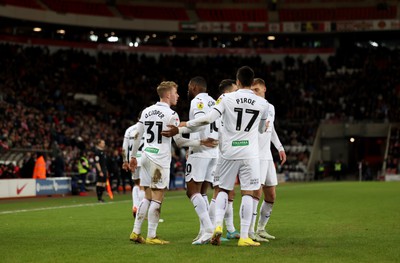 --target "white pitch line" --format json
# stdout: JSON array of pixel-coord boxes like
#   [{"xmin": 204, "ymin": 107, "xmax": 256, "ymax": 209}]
[
  {"xmin": 0, "ymin": 195, "xmax": 184, "ymax": 215},
  {"xmin": 0, "ymin": 200, "xmax": 130, "ymax": 215}
]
